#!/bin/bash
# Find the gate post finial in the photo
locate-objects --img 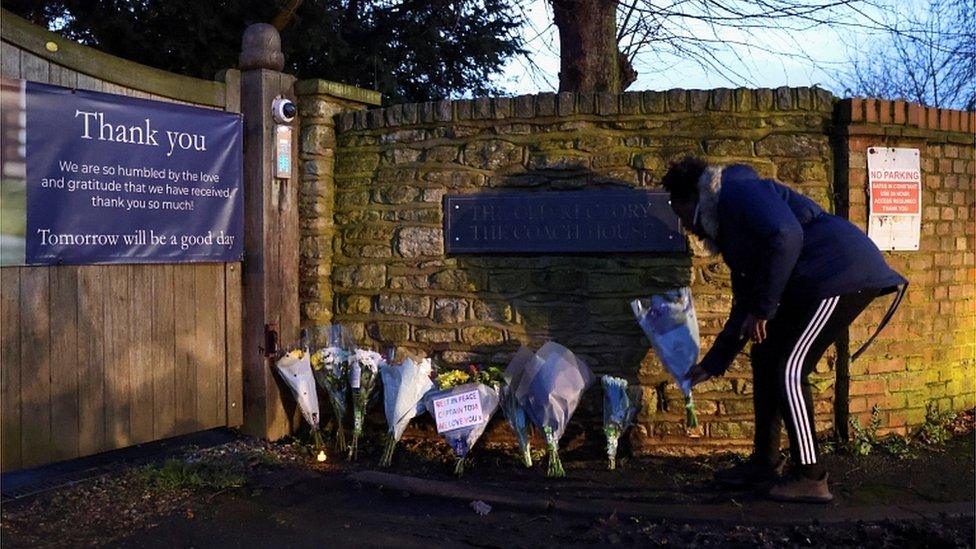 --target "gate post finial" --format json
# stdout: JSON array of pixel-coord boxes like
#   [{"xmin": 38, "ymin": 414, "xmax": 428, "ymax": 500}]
[{"xmin": 239, "ymin": 23, "xmax": 284, "ymax": 71}]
